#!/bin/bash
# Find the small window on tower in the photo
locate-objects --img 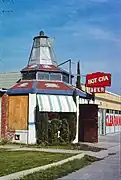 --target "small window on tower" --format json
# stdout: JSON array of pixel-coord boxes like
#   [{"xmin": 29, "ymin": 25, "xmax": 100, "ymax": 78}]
[
  {"xmin": 50, "ymin": 73, "xmax": 61, "ymax": 81},
  {"xmin": 63, "ymin": 74, "xmax": 69, "ymax": 83},
  {"xmin": 37, "ymin": 72, "xmax": 49, "ymax": 80},
  {"xmin": 22, "ymin": 72, "xmax": 36, "ymax": 80}
]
